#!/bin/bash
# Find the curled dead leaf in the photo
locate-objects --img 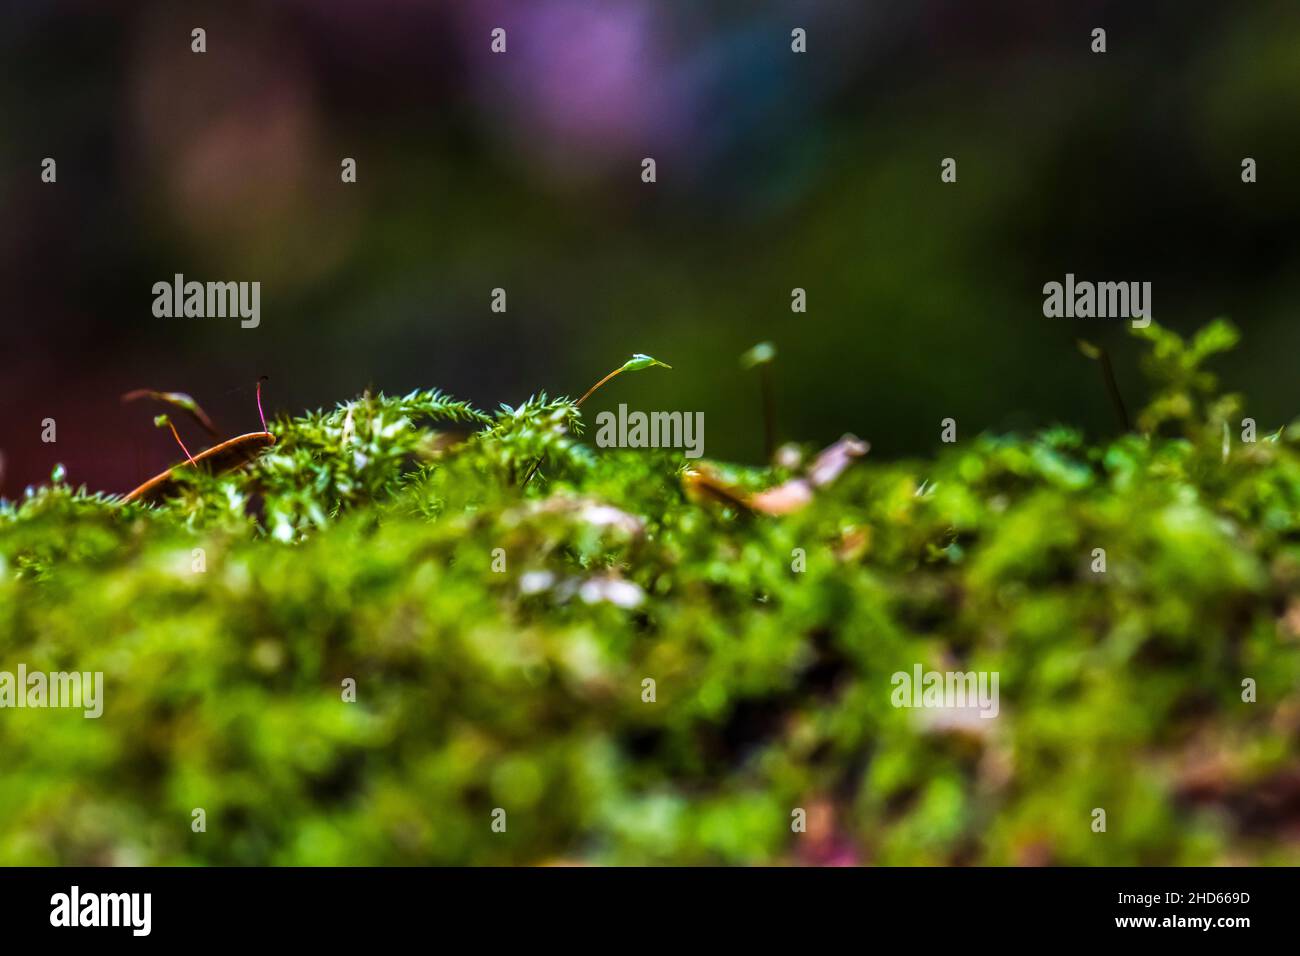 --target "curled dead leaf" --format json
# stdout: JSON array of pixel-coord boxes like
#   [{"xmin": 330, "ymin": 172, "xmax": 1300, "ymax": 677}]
[
  {"xmin": 686, "ymin": 434, "xmax": 870, "ymax": 516},
  {"xmin": 122, "ymin": 432, "xmax": 276, "ymax": 504},
  {"xmin": 681, "ymin": 466, "xmax": 754, "ymax": 511},
  {"xmin": 807, "ymin": 434, "xmax": 870, "ymax": 487}
]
